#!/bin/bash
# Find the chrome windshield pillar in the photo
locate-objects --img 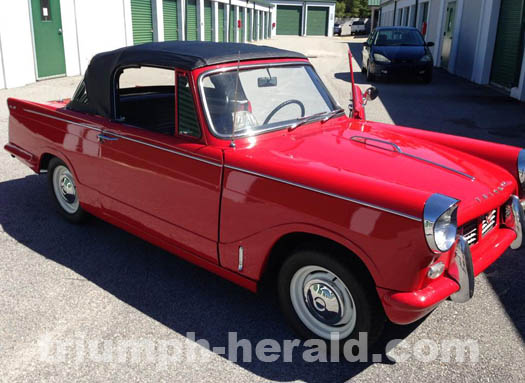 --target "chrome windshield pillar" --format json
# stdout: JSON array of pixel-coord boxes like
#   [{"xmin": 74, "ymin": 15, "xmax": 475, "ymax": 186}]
[{"xmin": 449, "ymin": 236, "xmax": 475, "ymax": 303}]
